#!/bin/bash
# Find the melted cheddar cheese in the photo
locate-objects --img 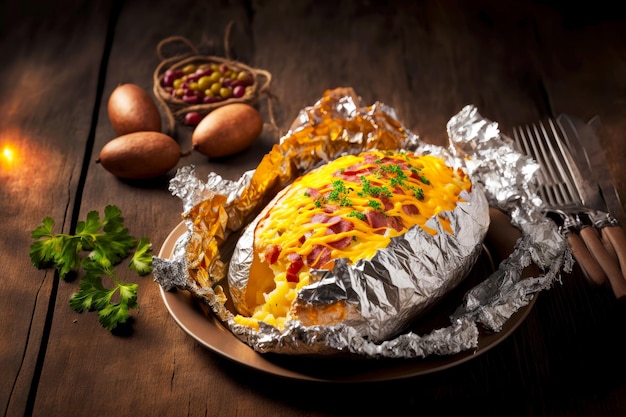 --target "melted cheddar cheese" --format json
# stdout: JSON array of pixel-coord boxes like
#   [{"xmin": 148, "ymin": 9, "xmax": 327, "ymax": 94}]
[{"xmin": 234, "ymin": 150, "xmax": 472, "ymax": 329}]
